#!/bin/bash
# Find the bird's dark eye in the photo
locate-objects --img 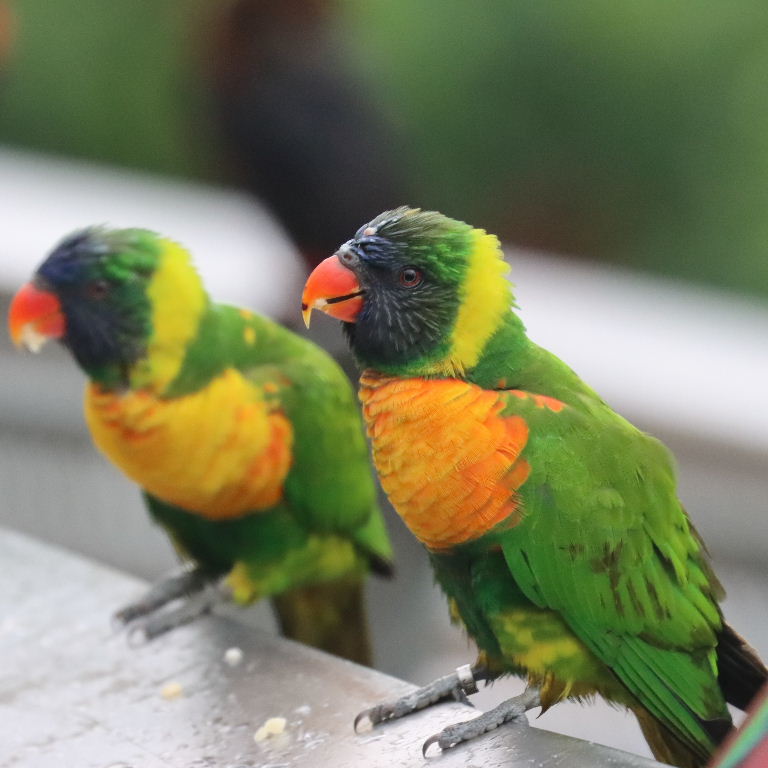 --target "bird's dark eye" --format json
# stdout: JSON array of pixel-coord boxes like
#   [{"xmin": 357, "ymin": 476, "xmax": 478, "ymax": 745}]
[
  {"xmin": 86, "ymin": 279, "xmax": 110, "ymax": 300},
  {"xmin": 399, "ymin": 267, "xmax": 422, "ymax": 288}
]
